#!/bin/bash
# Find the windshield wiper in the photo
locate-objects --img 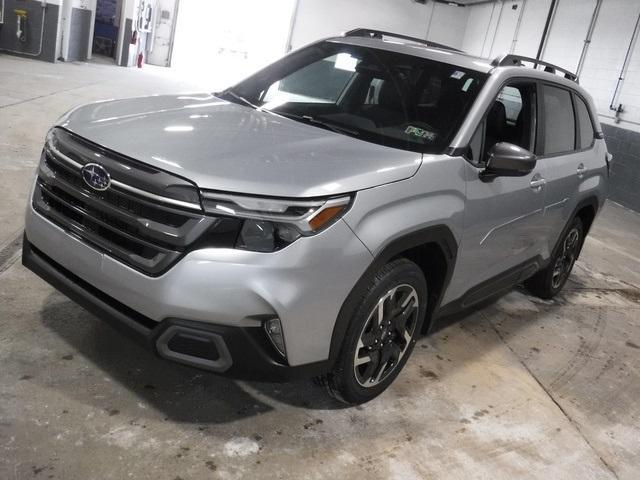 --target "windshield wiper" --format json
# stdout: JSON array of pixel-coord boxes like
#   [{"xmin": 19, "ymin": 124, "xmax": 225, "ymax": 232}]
[{"xmin": 274, "ymin": 112, "xmax": 360, "ymax": 137}]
